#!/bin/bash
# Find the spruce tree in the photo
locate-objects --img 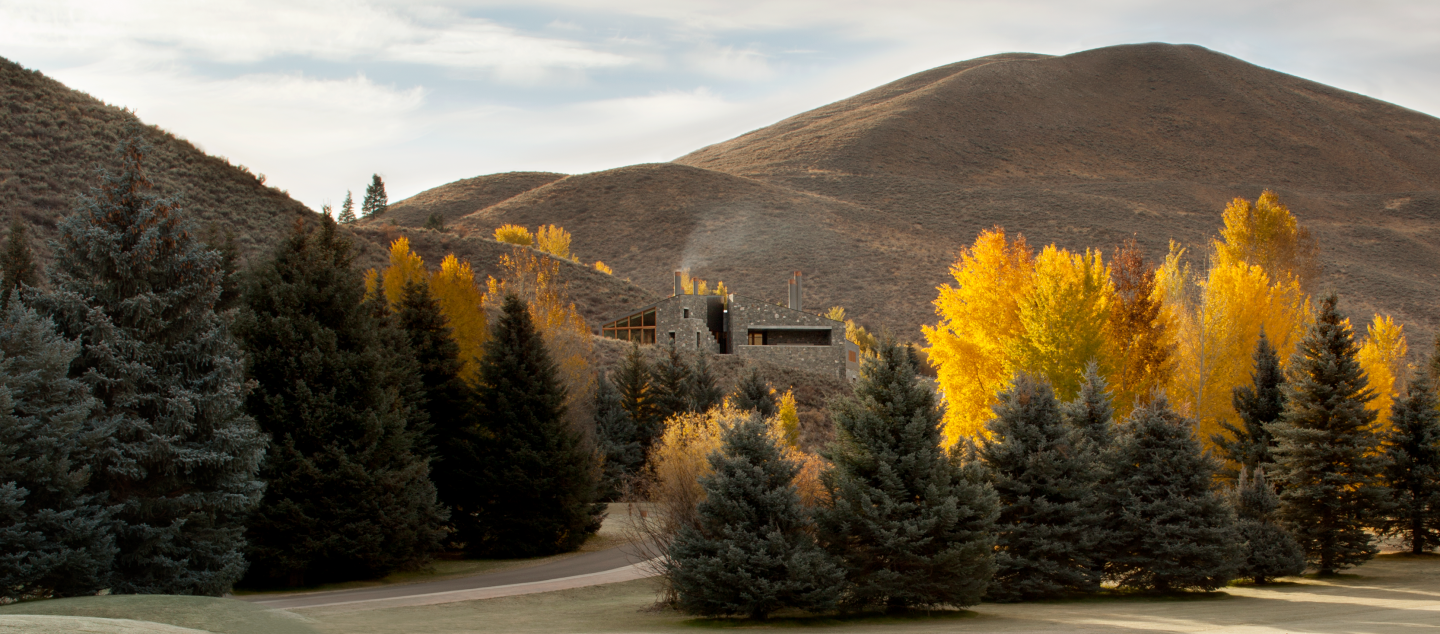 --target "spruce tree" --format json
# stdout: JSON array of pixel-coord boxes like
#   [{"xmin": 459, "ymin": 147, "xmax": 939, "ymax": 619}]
[
  {"xmin": 816, "ymin": 341, "xmax": 997, "ymax": 611},
  {"xmin": 1229, "ymin": 467, "xmax": 1305, "ymax": 583},
  {"xmin": 38, "ymin": 132, "xmax": 265, "ymax": 595},
  {"xmin": 651, "ymin": 343, "xmax": 693, "ymax": 424},
  {"xmin": 1212, "ymin": 331, "xmax": 1286, "ymax": 480},
  {"xmin": 362, "ymin": 174, "xmax": 388, "ymax": 218},
  {"xmin": 1269, "ymin": 294, "xmax": 1389, "ymax": 575},
  {"xmin": 199, "ymin": 223, "xmax": 242, "ymax": 312},
  {"xmin": 689, "ymin": 352, "xmax": 723, "ymax": 412},
  {"xmin": 469, "ymin": 294, "xmax": 604, "ymax": 557},
  {"xmin": 1378, "ymin": 369, "xmax": 1440, "ymax": 554},
  {"xmin": 1105, "ymin": 394, "xmax": 1237, "ymax": 592},
  {"xmin": 396, "ymin": 278, "xmax": 472, "ymax": 519},
  {"xmin": 338, "ymin": 190, "xmax": 357, "ymax": 224},
  {"xmin": 236, "ymin": 217, "xmax": 445, "ymax": 586},
  {"xmin": 669, "ymin": 414, "xmax": 843, "ymax": 618},
  {"xmin": 594, "ymin": 371, "xmax": 643, "ymax": 499},
  {"xmin": 425, "ymin": 213, "xmax": 445, "ymax": 232},
  {"xmin": 0, "ymin": 303, "xmax": 114, "ymax": 601},
  {"xmin": 0, "ymin": 218, "xmax": 38, "ymax": 309},
  {"xmin": 976, "ymin": 373, "xmax": 1104, "ymax": 601},
  {"xmin": 730, "ymin": 367, "xmax": 778, "ymax": 419},
  {"xmin": 615, "ymin": 343, "xmax": 660, "ymax": 454},
  {"xmin": 1063, "ymin": 362, "xmax": 1115, "ymax": 449}
]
